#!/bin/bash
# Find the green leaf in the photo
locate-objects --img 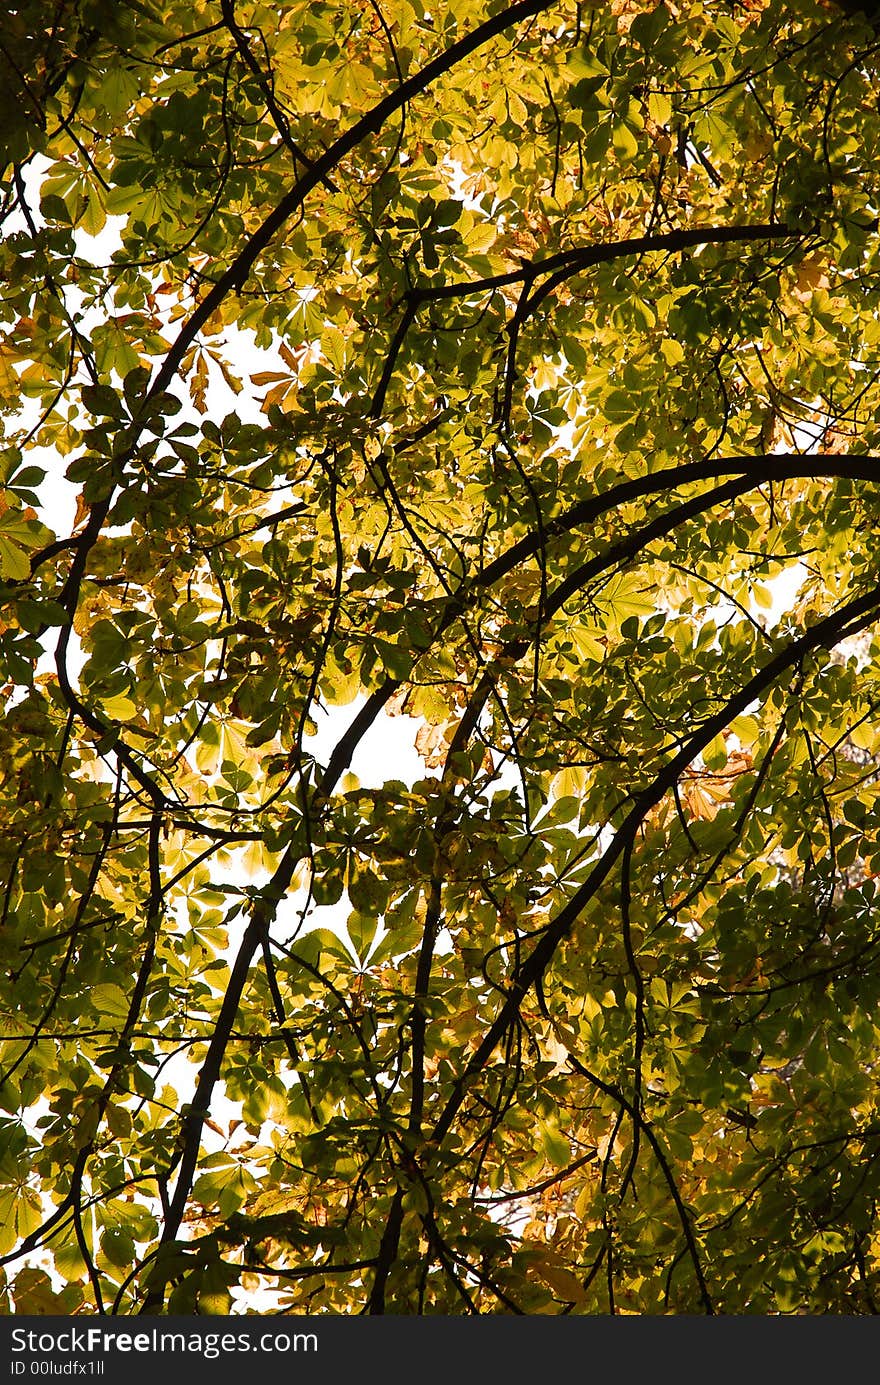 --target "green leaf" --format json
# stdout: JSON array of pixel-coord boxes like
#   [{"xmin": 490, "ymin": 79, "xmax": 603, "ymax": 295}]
[
  {"xmin": 540, "ymin": 1123, "xmax": 571, "ymax": 1169},
  {"xmin": 346, "ymin": 910, "xmax": 379, "ymax": 963},
  {"xmin": 612, "ymin": 121, "xmax": 639, "ymax": 162},
  {"xmin": 101, "ymin": 693, "xmax": 137, "ymax": 721},
  {"xmin": 648, "ymin": 90, "xmax": 672, "ymax": 126},
  {"xmin": 0, "ymin": 535, "xmax": 30, "ymax": 580},
  {"xmin": 595, "ymin": 573, "xmax": 656, "ymax": 629},
  {"xmin": 702, "ymin": 734, "xmax": 728, "ymax": 772},
  {"xmin": 101, "ymin": 1227, "xmax": 135, "ymax": 1268},
  {"xmin": 90, "ymin": 985, "xmax": 130, "ymax": 1023}
]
